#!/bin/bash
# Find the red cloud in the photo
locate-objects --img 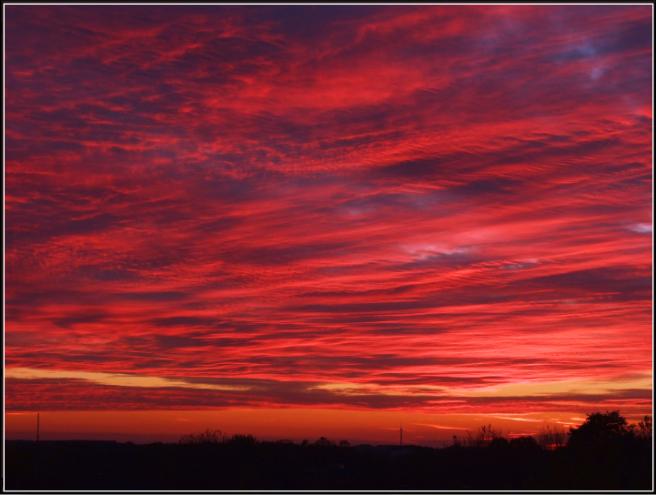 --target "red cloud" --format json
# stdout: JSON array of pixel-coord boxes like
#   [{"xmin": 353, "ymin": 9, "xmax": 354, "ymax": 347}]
[{"xmin": 5, "ymin": 5, "xmax": 652, "ymax": 435}]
